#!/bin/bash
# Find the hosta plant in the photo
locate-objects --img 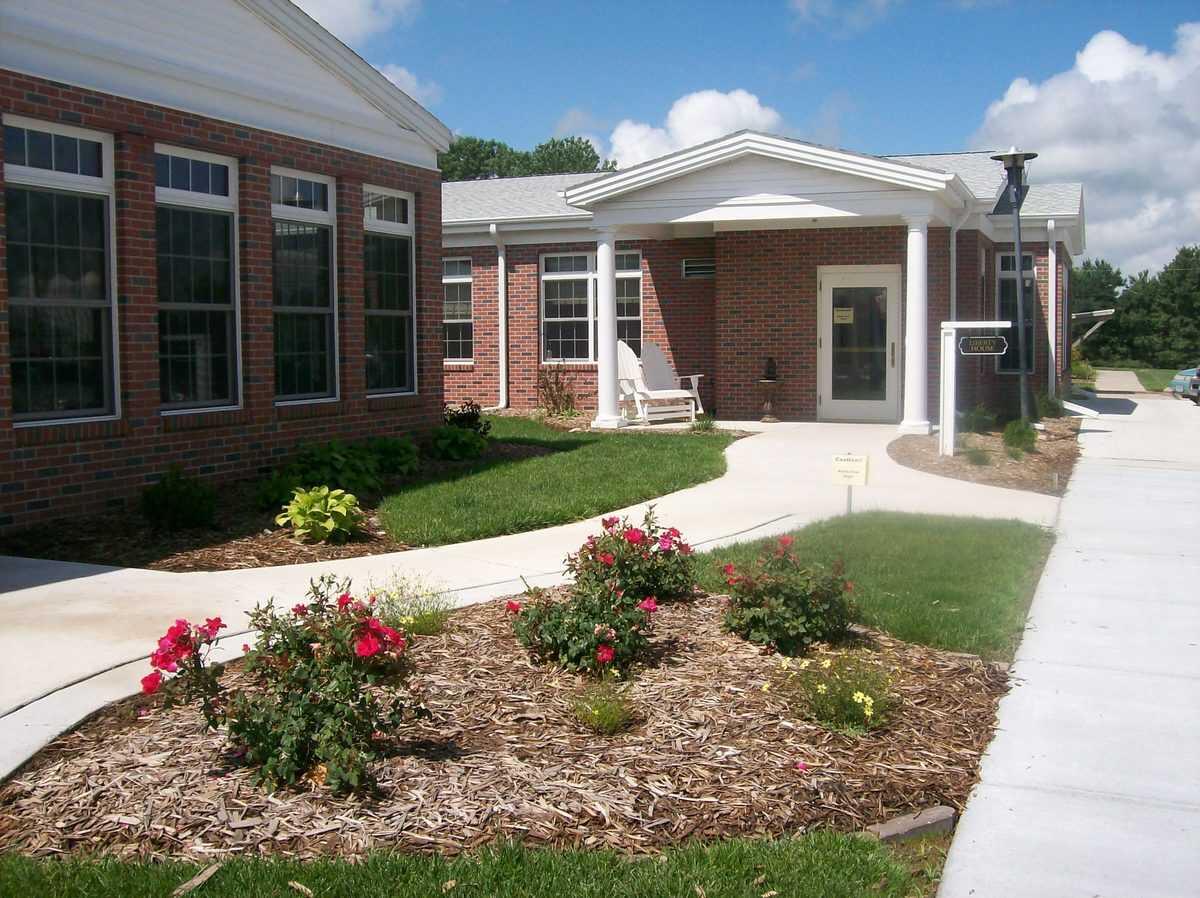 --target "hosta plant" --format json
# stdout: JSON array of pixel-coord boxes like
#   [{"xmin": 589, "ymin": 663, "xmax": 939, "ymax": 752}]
[
  {"xmin": 721, "ymin": 536, "xmax": 856, "ymax": 656},
  {"xmin": 566, "ymin": 508, "xmax": 695, "ymax": 600},
  {"xmin": 276, "ymin": 486, "xmax": 364, "ymax": 544}
]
